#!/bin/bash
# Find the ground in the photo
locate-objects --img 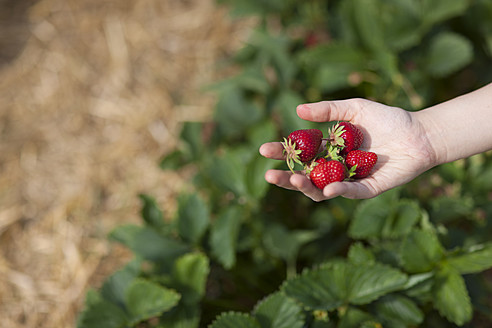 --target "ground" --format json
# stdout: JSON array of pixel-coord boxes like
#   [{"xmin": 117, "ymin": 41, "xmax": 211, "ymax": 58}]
[{"xmin": 0, "ymin": 1, "xmax": 253, "ymax": 327}]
